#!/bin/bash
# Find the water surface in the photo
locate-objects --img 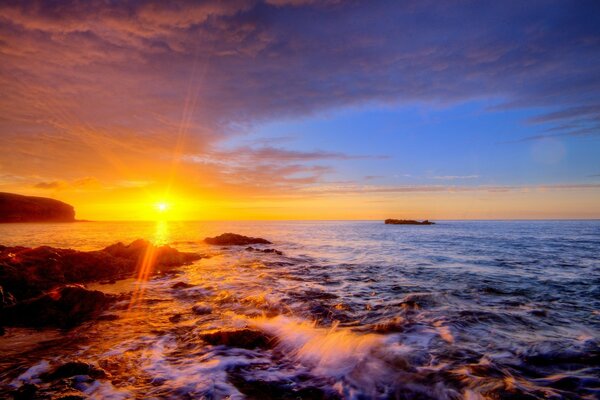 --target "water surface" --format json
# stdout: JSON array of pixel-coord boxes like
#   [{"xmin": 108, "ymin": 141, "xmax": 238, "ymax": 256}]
[{"xmin": 1, "ymin": 221, "xmax": 599, "ymax": 399}]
